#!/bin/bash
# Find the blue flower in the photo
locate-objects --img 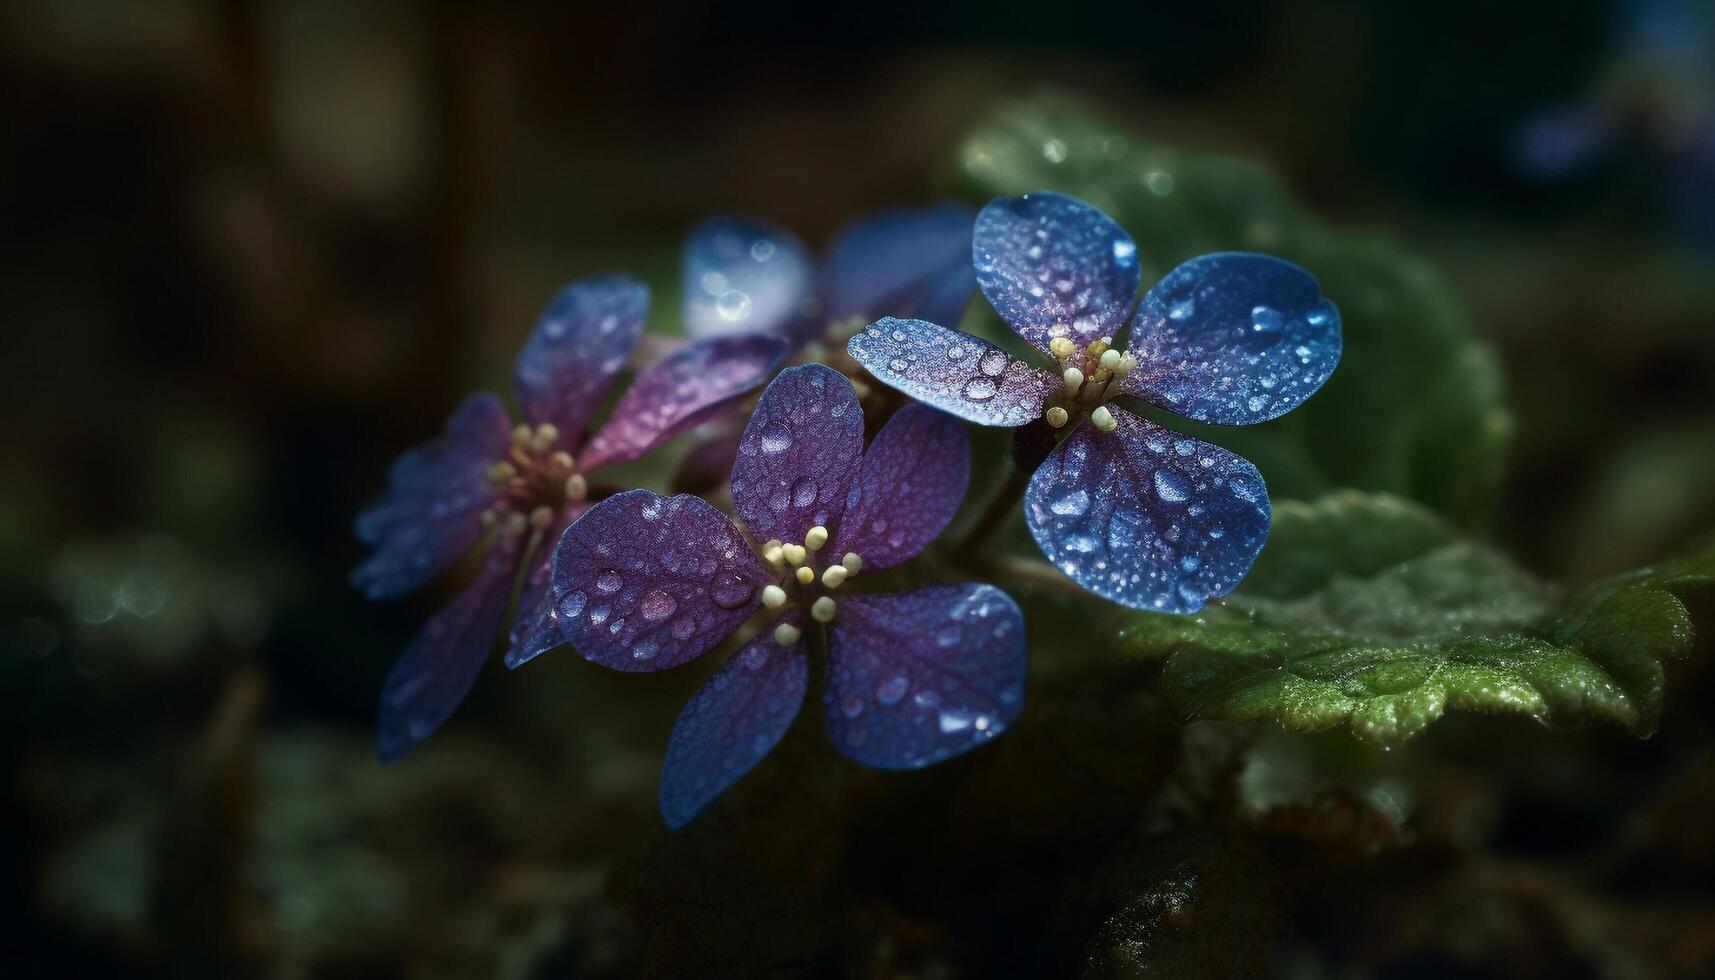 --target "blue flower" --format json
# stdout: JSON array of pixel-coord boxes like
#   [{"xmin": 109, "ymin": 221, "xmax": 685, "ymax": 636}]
[
  {"xmin": 533, "ymin": 364, "xmax": 1026, "ymax": 829},
  {"xmin": 847, "ymin": 191, "xmax": 1343, "ymax": 613},
  {"xmin": 351, "ymin": 275, "xmax": 785, "ymax": 761}
]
